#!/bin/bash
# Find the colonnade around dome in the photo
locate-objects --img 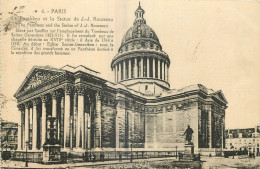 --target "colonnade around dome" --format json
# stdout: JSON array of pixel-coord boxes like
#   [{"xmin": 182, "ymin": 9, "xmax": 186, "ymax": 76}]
[{"xmin": 113, "ymin": 56, "xmax": 169, "ymax": 83}]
